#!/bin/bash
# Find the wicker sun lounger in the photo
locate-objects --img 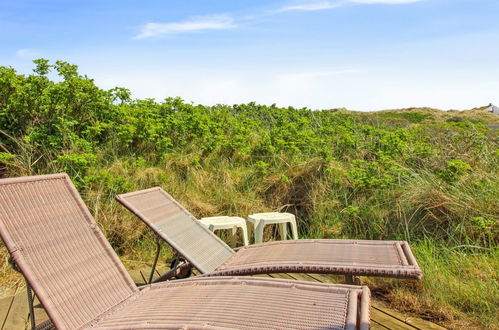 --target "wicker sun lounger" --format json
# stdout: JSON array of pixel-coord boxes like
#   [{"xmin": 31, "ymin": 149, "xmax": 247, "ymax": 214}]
[
  {"xmin": 116, "ymin": 187, "xmax": 423, "ymax": 283},
  {"xmin": 0, "ymin": 173, "xmax": 370, "ymax": 330}
]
